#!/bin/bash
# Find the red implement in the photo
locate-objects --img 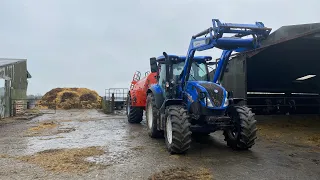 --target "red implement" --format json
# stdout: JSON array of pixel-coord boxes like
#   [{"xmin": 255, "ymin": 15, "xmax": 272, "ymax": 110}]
[{"xmin": 129, "ymin": 71, "xmax": 157, "ymax": 108}]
